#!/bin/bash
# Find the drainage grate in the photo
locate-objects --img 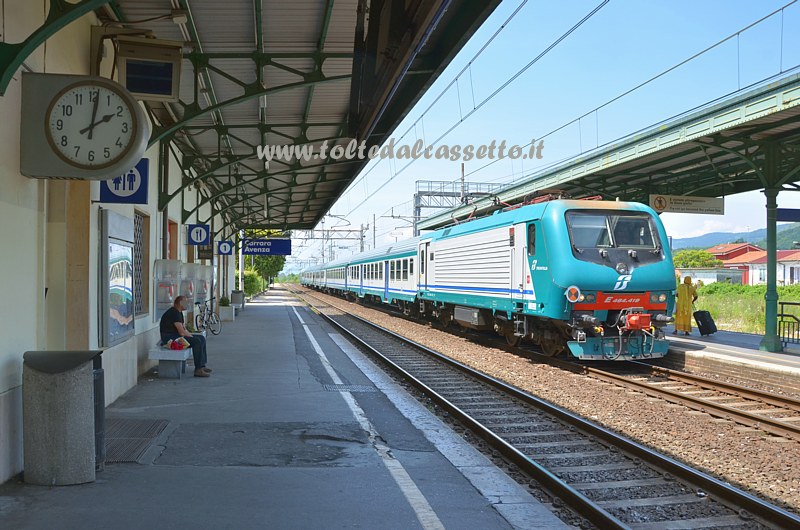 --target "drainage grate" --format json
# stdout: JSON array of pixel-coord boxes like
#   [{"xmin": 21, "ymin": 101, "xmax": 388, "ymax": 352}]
[
  {"xmin": 105, "ymin": 418, "xmax": 169, "ymax": 463},
  {"xmin": 323, "ymin": 384, "xmax": 378, "ymax": 393}
]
